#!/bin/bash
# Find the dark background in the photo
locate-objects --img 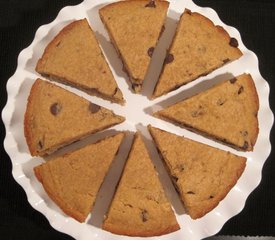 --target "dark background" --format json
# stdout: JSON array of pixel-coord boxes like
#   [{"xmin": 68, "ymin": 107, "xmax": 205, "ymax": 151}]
[{"xmin": 0, "ymin": 0, "xmax": 274, "ymax": 239}]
